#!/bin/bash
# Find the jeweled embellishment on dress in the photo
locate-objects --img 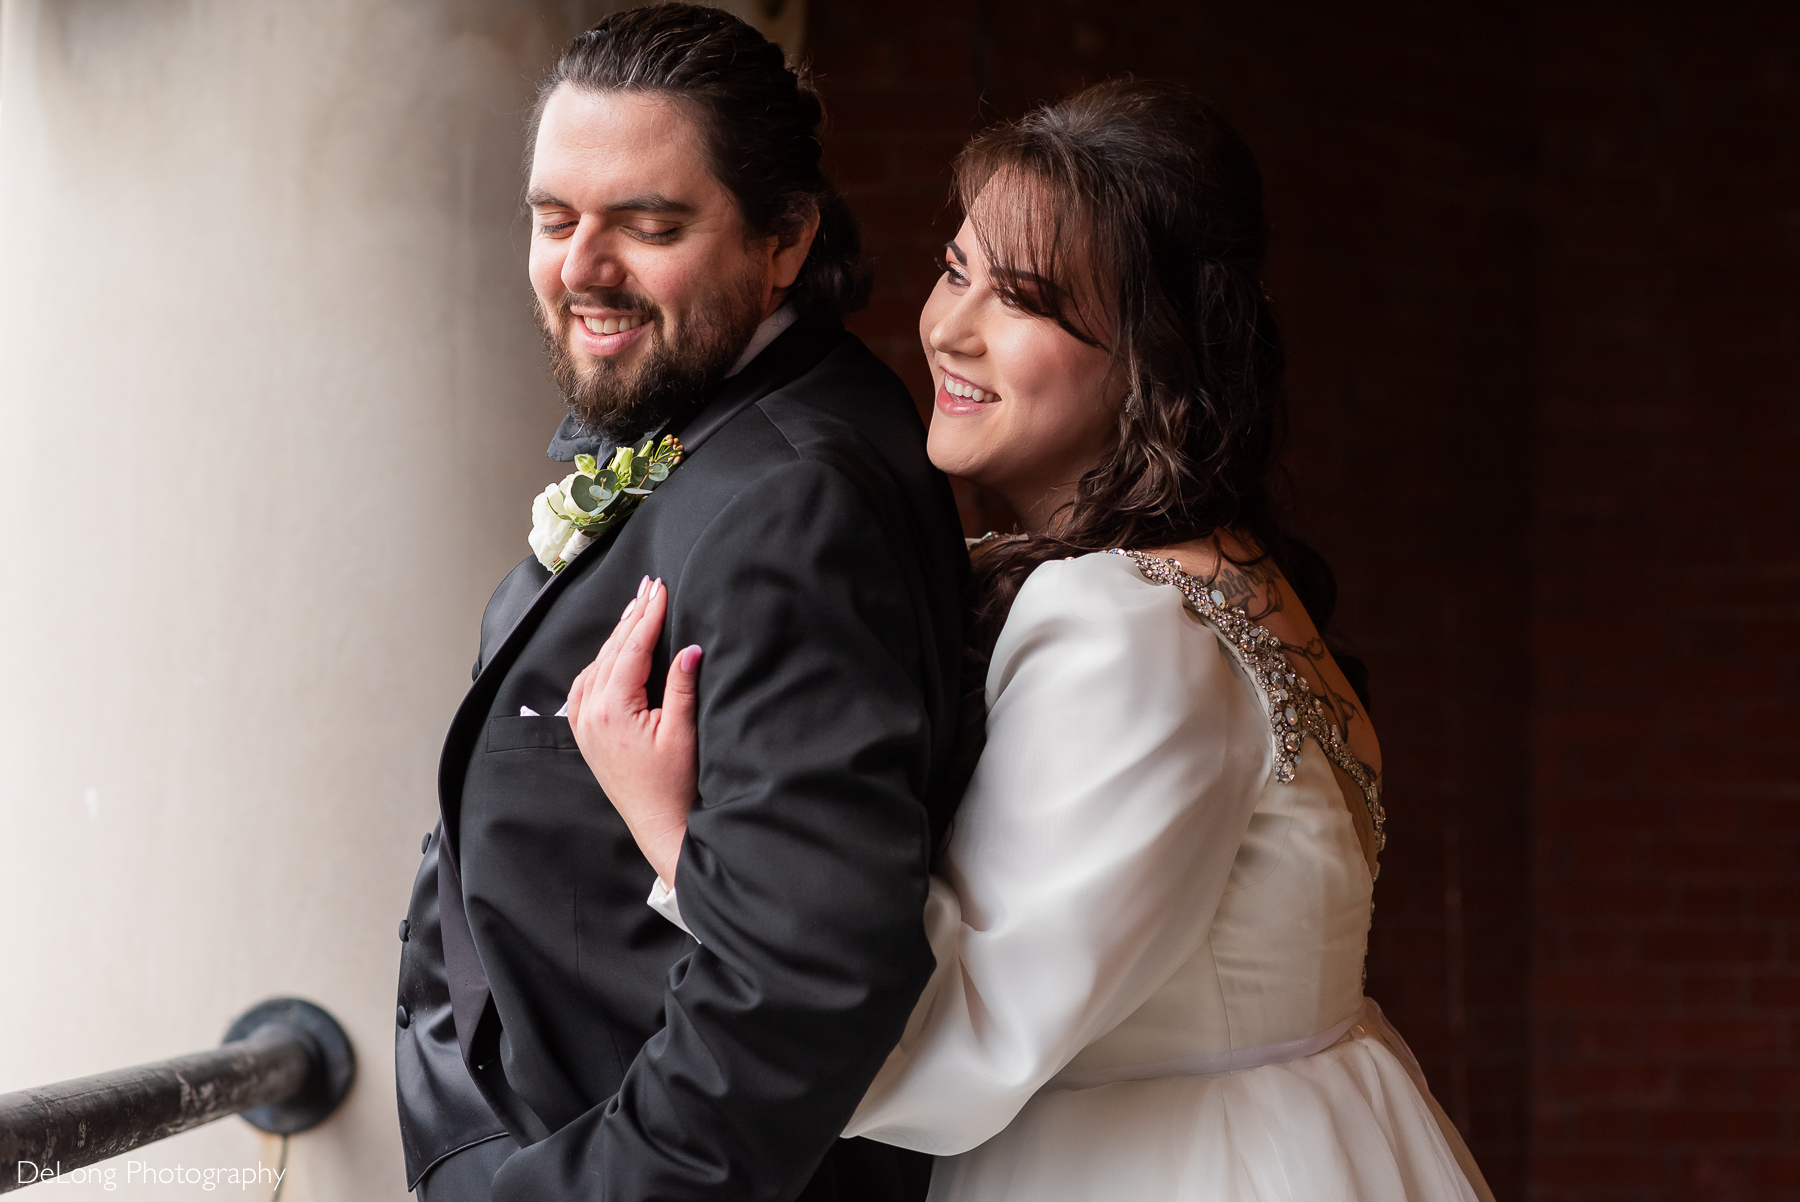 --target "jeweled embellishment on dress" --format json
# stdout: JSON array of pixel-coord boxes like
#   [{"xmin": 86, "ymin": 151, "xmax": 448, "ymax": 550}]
[{"xmin": 1111, "ymin": 549, "xmax": 1387, "ymax": 863}]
